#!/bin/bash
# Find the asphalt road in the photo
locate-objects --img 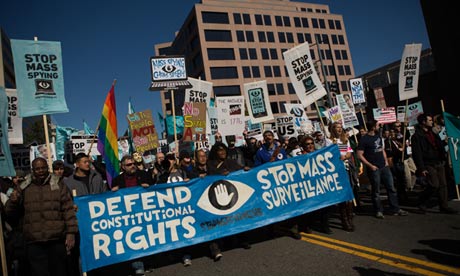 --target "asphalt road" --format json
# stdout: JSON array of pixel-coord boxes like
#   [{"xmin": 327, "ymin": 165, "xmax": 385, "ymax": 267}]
[{"xmin": 93, "ymin": 186, "xmax": 460, "ymax": 276}]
